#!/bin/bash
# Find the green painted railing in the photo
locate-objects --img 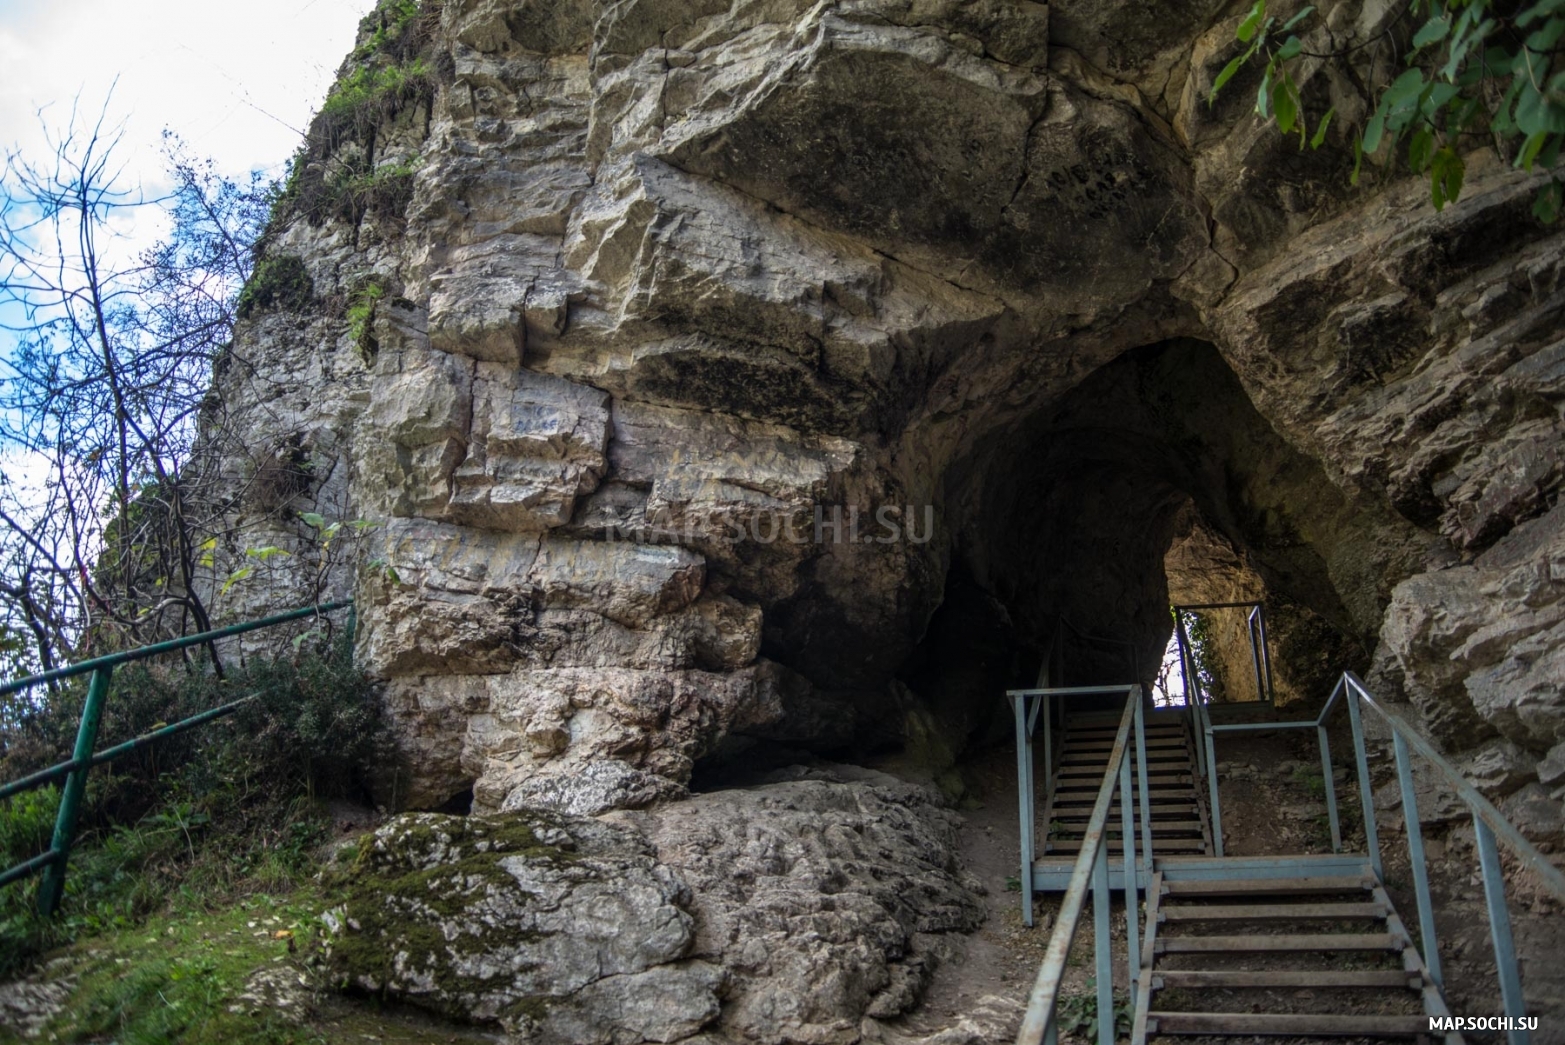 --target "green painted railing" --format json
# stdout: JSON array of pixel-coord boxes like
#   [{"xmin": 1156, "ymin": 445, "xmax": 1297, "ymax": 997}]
[{"xmin": 0, "ymin": 600, "xmax": 353, "ymax": 915}]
